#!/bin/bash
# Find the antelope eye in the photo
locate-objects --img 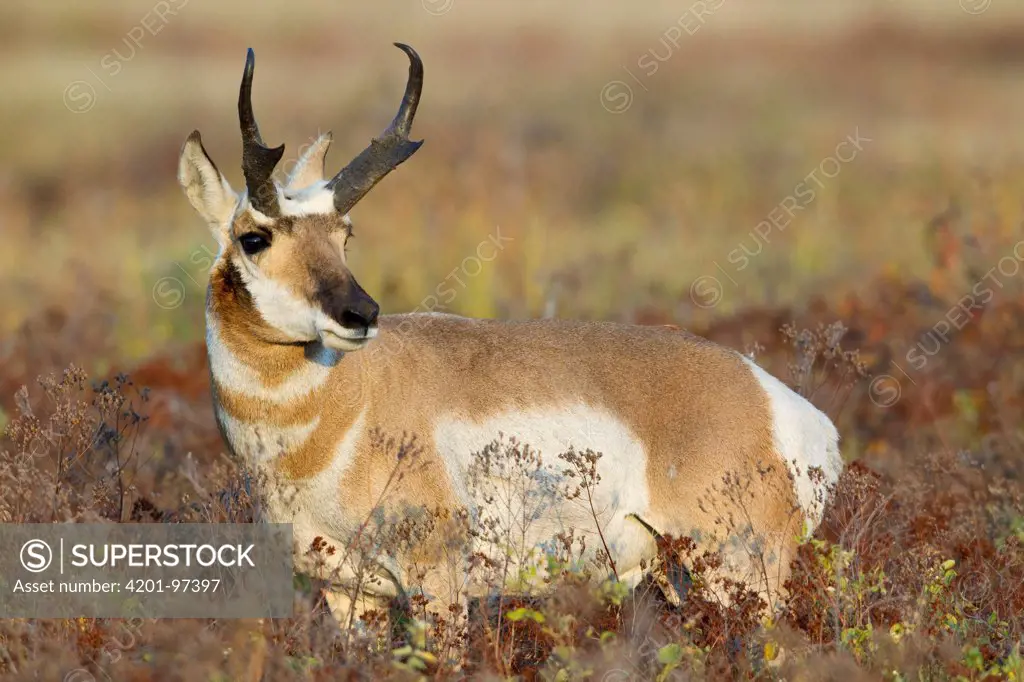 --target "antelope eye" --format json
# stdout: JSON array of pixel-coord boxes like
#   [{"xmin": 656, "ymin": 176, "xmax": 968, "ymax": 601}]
[{"xmin": 239, "ymin": 233, "xmax": 270, "ymax": 256}]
